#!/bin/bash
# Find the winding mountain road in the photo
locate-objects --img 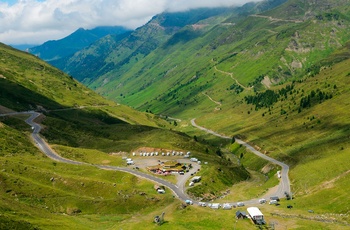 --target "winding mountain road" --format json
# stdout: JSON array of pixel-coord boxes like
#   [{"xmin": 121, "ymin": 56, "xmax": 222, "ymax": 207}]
[
  {"xmin": 1, "ymin": 110, "xmax": 290, "ymax": 206},
  {"xmin": 1, "ymin": 111, "xmax": 192, "ymax": 202},
  {"xmin": 191, "ymin": 118, "xmax": 291, "ymax": 201}
]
